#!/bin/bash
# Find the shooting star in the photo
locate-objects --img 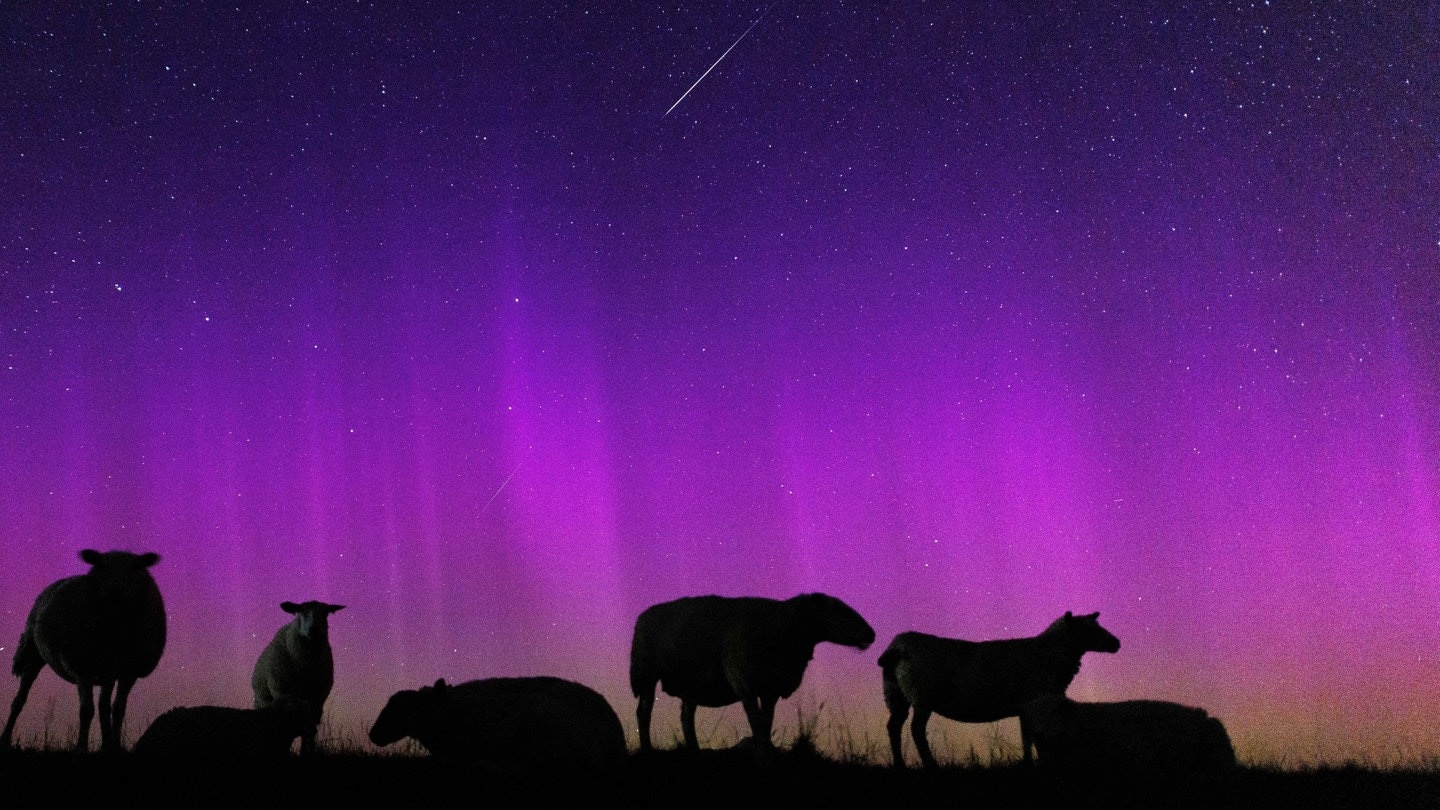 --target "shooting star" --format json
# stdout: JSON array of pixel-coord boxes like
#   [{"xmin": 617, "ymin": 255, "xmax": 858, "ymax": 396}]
[
  {"xmin": 480, "ymin": 450, "xmax": 530, "ymax": 514},
  {"xmin": 663, "ymin": 7, "xmax": 769, "ymax": 118}
]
